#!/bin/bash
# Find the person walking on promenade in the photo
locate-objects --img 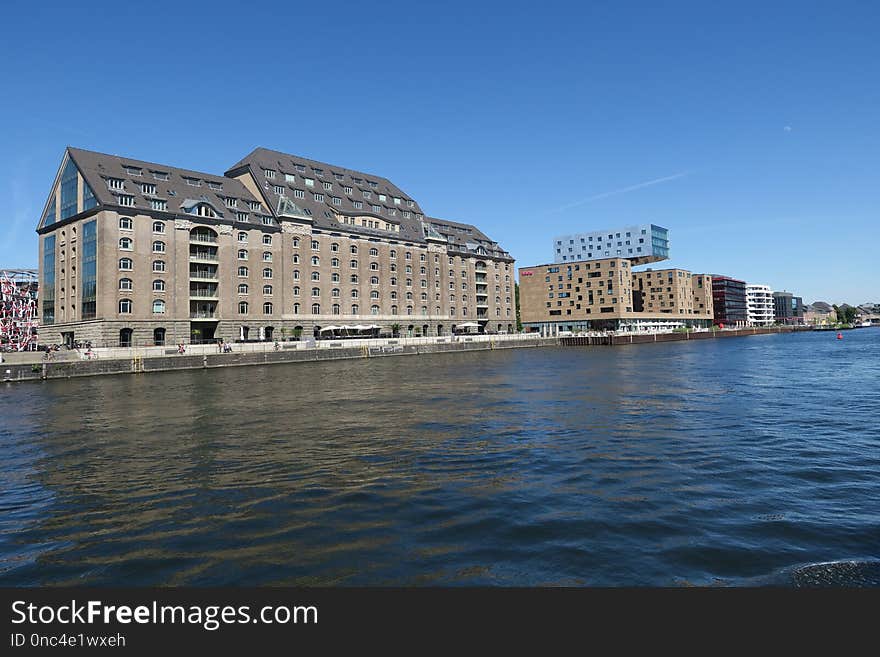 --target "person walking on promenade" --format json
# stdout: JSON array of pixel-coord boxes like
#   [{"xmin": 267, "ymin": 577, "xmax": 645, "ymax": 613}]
[{"xmin": 177, "ymin": 343, "xmax": 186, "ymax": 355}]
